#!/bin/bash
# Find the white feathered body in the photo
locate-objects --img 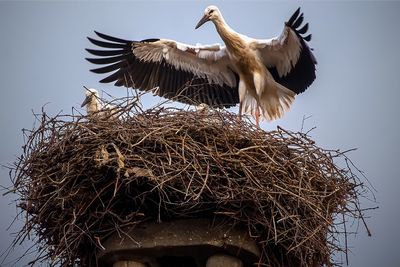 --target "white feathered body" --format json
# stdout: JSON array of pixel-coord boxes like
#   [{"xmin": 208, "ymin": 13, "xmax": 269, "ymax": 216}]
[{"xmin": 82, "ymin": 88, "xmax": 118, "ymax": 119}]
